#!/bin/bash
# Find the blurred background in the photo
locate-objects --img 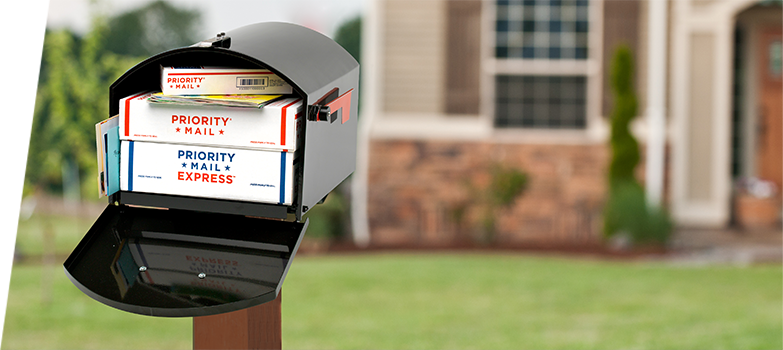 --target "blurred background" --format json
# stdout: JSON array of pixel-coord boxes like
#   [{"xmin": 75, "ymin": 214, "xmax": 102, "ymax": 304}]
[{"xmin": 4, "ymin": 0, "xmax": 781, "ymax": 349}]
